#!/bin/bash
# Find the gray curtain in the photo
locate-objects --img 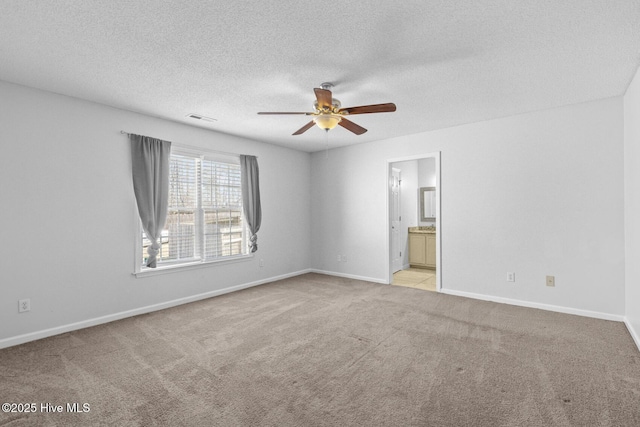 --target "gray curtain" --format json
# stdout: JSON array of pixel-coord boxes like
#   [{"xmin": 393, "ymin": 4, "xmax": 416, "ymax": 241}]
[
  {"xmin": 130, "ymin": 134, "xmax": 171, "ymax": 268},
  {"xmin": 240, "ymin": 155, "xmax": 262, "ymax": 253}
]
